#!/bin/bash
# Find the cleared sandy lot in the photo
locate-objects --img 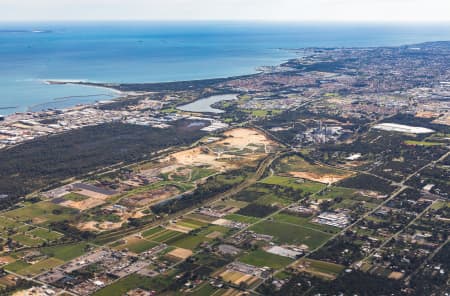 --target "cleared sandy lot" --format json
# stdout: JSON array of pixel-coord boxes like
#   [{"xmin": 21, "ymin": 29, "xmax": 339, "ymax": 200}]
[
  {"xmin": 167, "ymin": 248, "xmax": 193, "ymax": 260},
  {"xmin": 216, "ymin": 128, "xmax": 276, "ymax": 150},
  {"xmin": 289, "ymin": 171, "xmax": 353, "ymax": 184},
  {"xmin": 61, "ymin": 197, "xmax": 105, "ymax": 211},
  {"xmin": 161, "ymin": 128, "xmax": 277, "ymax": 172},
  {"xmin": 219, "ymin": 270, "xmax": 259, "ymax": 286},
  {"xmin": 121, "ymin": 185, "xmax": 179, "ymax": 208}
]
